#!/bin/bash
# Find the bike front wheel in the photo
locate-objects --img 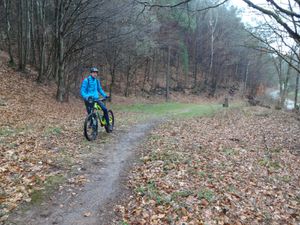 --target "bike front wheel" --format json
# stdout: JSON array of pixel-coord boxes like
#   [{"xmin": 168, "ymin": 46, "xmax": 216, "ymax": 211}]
[
  {"xmin": 105, "ymin": 110, "xmax": 114, "ymax": 133},
  {"xmin": 84, "ymin": 113, "xmax": 98, "ymax": 141}
]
